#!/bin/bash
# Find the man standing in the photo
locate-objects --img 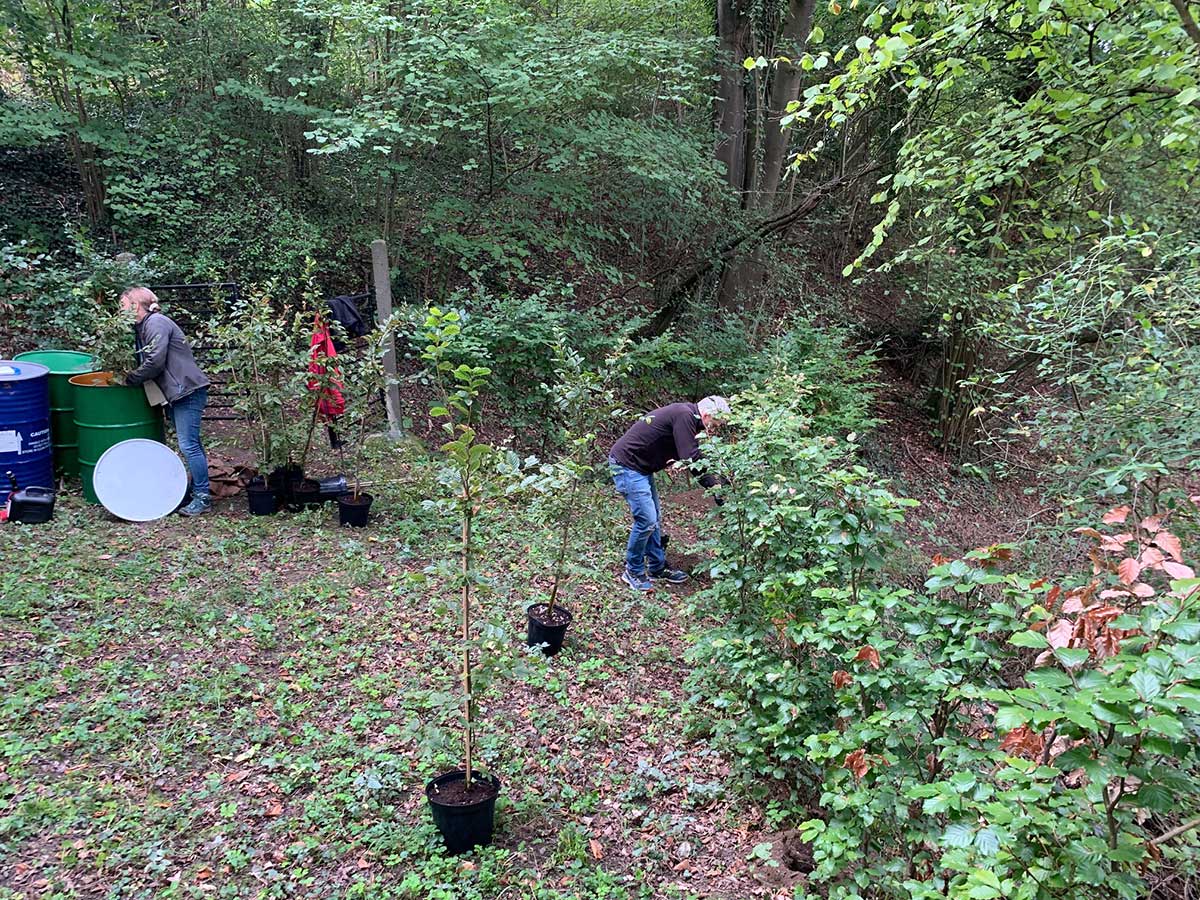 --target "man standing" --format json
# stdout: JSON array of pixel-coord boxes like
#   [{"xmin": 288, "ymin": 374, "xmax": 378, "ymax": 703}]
[{"xmin": 608, "ymin": 396, "xmax": 730, "ymax": 590}]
